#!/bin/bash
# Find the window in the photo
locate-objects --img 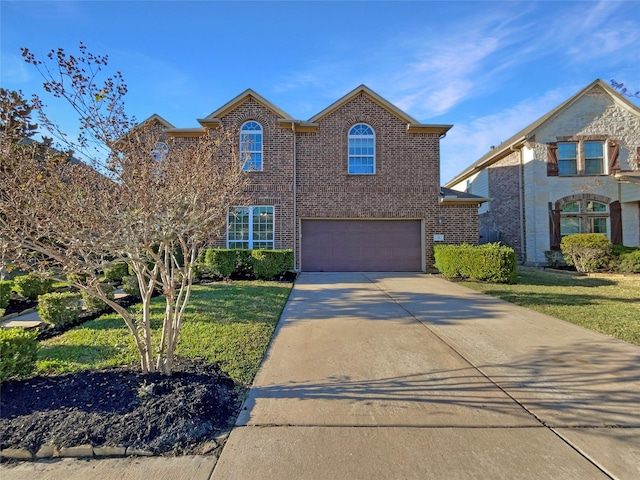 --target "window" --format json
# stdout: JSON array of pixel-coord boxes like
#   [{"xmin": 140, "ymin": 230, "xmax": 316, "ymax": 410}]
[
  {"xmin": 559, "ymin": 199, "xmax": 608, "ymax": 238},
  {"xmin": 227, "ymin": 206, "xmax": 274, "ymax": 249},
  {"xmin": 584, "ymin": 141, "xmax": 604, "ymax": 175},
  {"xmin": 558, "ymin": 143, "xmax": 577, "ymax": 175},
  {"xmin": 555, "ymin": 140, "xmax": 605, "ymax": 176},
  {"xmin": 348, "ymin": 123, "xmax": 375, "ymax": 174},
  {"xmin": 240, "ymin": 121, "xmax": 263, "ymax": 171}
]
